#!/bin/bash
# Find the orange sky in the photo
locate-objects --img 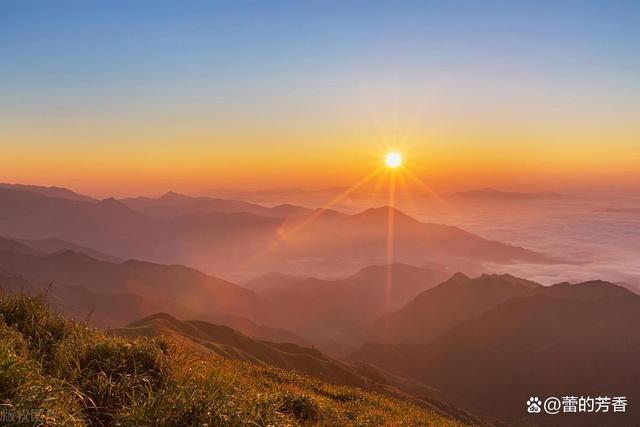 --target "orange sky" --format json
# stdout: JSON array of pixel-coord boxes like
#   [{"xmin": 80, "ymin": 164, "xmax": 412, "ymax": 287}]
[
  {"xmin": 2, "ymin": 2, "xmax": 639, "ymax": 198},
  {"xmin": 2, "ymin": 124, "xmax": 638, "ymax": 198}
]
